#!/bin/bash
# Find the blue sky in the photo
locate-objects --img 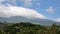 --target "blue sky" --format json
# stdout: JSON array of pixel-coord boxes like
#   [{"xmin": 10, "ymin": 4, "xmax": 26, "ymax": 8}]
[{"xmin": 0, "ymin": 0, "xmax": 60, "ymax": 22}]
